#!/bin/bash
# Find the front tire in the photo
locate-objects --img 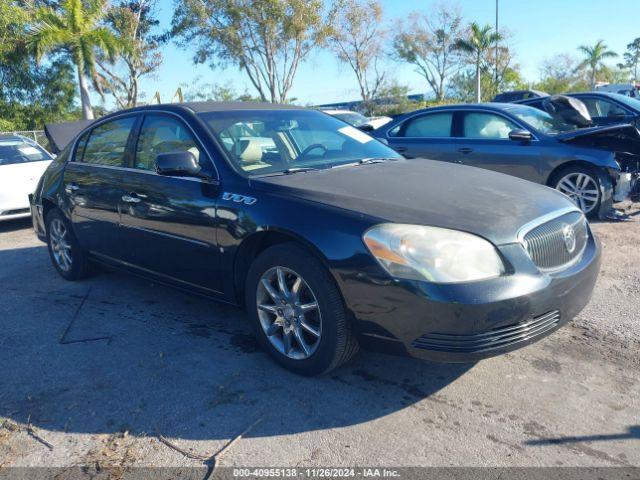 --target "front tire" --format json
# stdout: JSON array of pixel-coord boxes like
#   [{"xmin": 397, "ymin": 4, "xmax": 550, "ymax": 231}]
[
  {"xmin": 552, "ymin": 166, "xmax": 601, "ymax": 217},
  {"xmin": 46, "ymin": 208, "xmax": 91, "ymax": 281},
  {"xmin": 245, "ymin": 243, "xmax": 359, "ymax": 375}
]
